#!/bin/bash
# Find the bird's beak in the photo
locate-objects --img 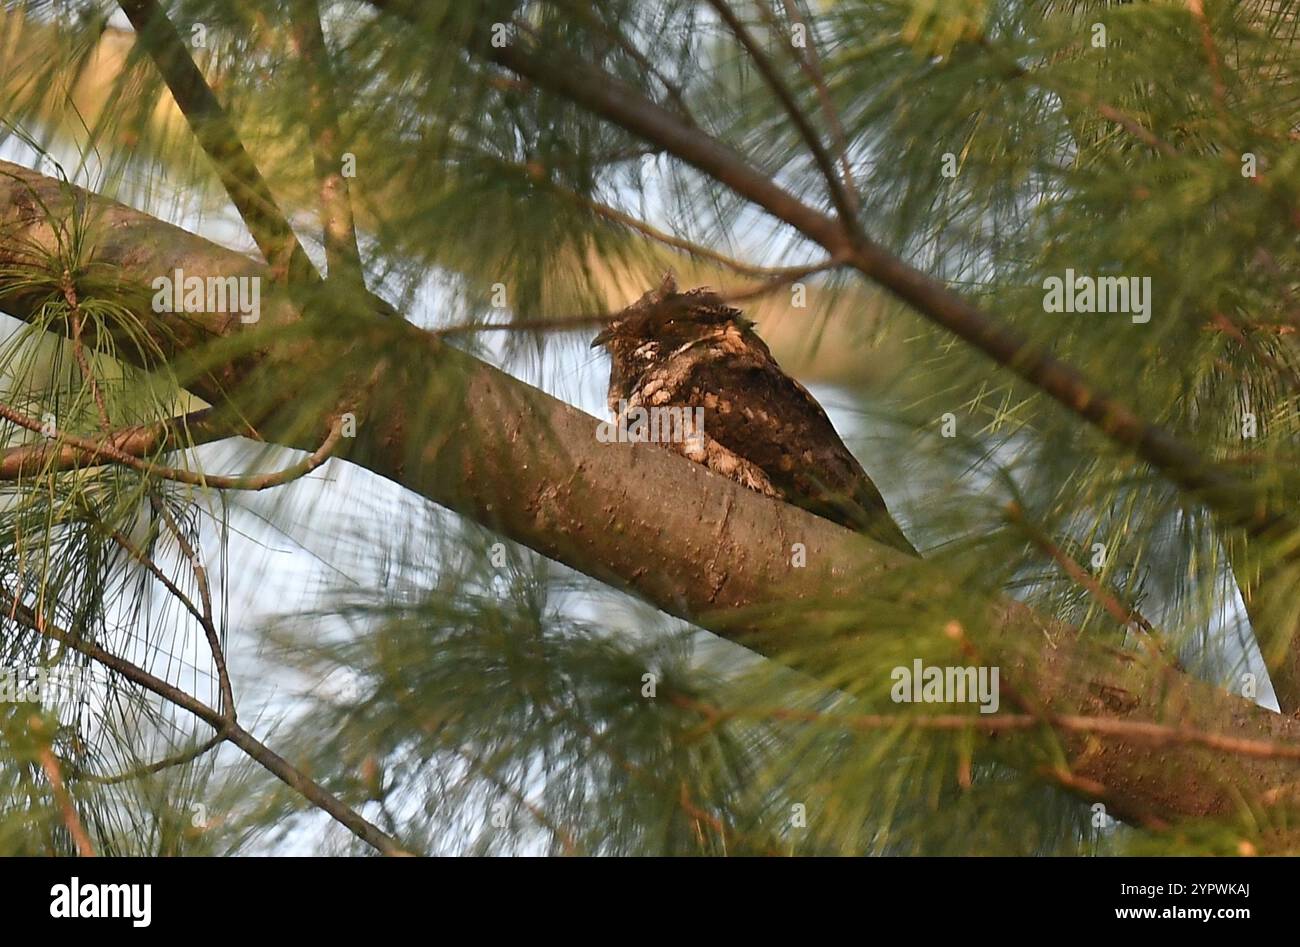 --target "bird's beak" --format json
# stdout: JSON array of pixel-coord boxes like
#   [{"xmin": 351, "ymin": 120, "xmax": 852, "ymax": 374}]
[{"xmin": 591, "ymin": 326, "xmax": 613, "ymax": 348}]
